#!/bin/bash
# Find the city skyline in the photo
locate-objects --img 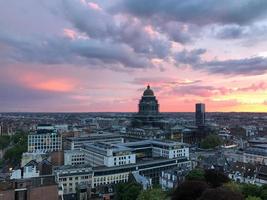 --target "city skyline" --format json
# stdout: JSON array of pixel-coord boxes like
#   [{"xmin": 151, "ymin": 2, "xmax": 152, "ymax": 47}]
[{"xmin": 1, "ymin": 0, "xmax": 267, "ymax": 112}]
